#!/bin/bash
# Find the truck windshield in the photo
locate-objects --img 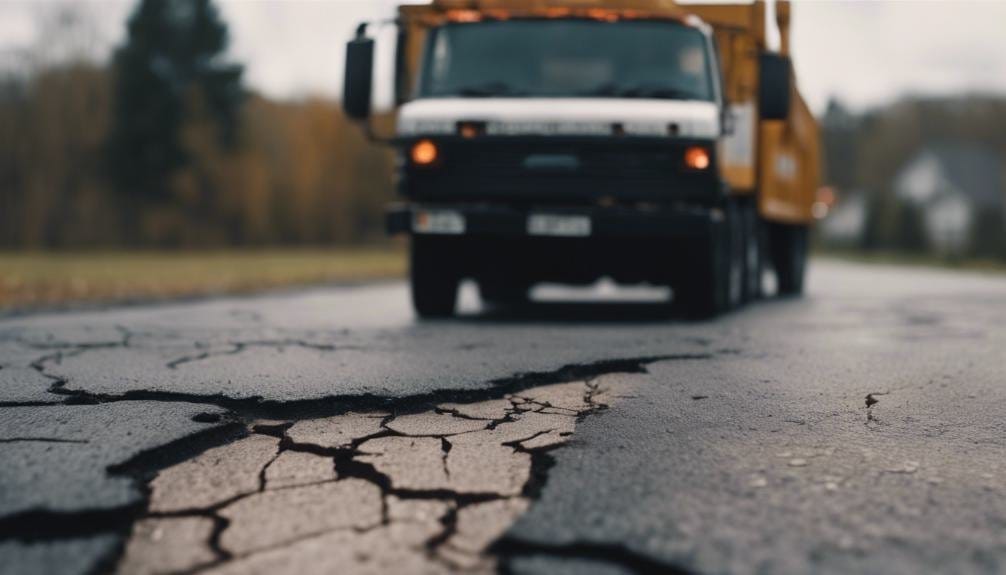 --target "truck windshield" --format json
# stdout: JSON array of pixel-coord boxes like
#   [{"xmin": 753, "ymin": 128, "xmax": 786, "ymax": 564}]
[{"xmin": 419, "ymin": 19, "xmax": 715, "ymax": 101}]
